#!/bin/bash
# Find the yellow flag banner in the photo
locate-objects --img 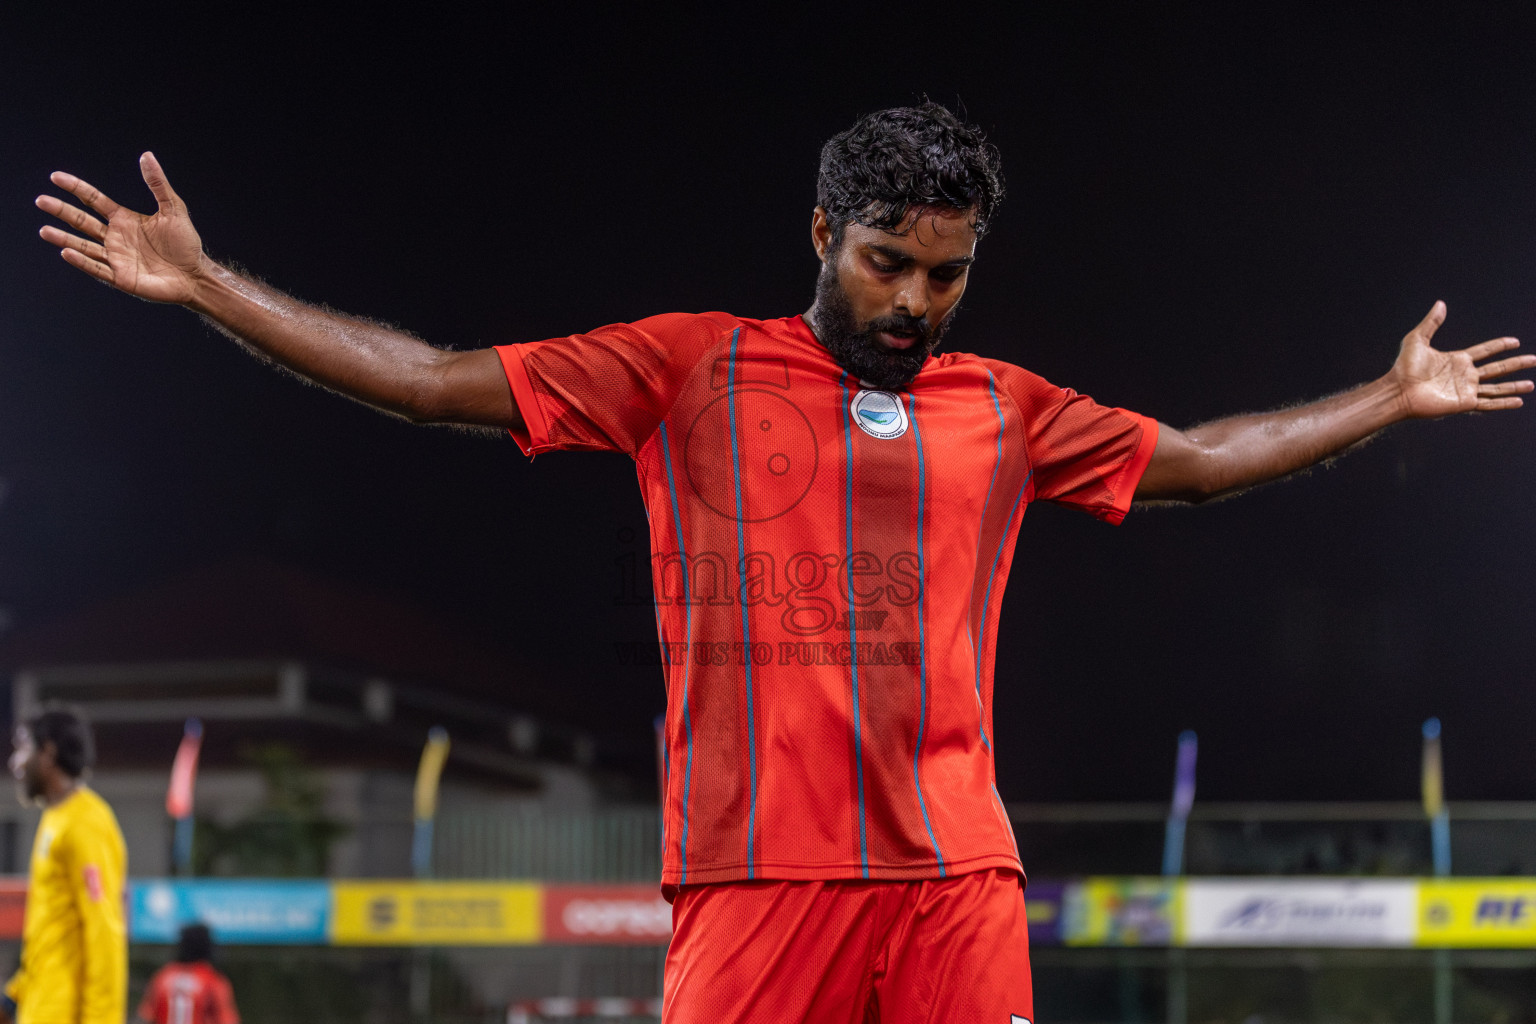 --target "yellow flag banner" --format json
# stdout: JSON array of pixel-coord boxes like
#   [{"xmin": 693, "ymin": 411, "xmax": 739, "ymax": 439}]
[
  {"xmin": 414, "ymin": 728, "xmax": 451, "ymax": 822},
  {"xmin": 331, "ymin": 882, "xmax": 542, "ymax": 945}
]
